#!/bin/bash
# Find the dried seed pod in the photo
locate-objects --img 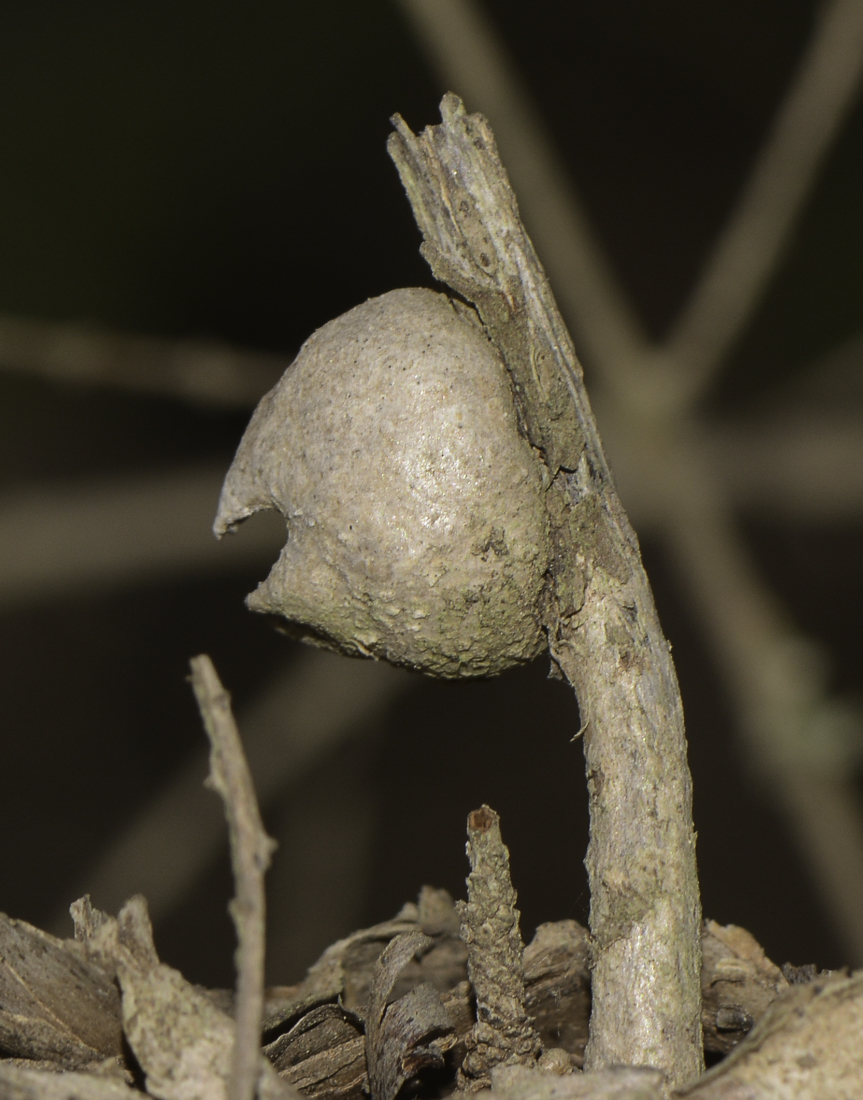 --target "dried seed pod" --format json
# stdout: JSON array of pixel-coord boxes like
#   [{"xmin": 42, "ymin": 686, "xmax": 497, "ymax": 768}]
[{"xmin": 215, "ymin": 287, "xmax": 551, "ymax": 677}]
